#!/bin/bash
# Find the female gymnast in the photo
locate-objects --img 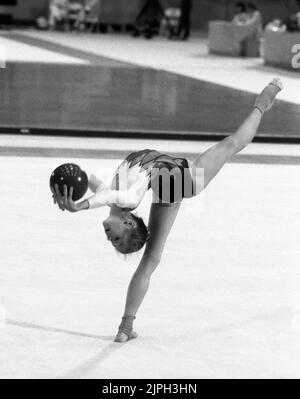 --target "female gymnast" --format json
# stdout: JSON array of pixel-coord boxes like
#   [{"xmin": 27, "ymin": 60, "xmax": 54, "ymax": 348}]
[{"xmin": 52, "ymin": 78, "xmax": 282, "ymax": 343}]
